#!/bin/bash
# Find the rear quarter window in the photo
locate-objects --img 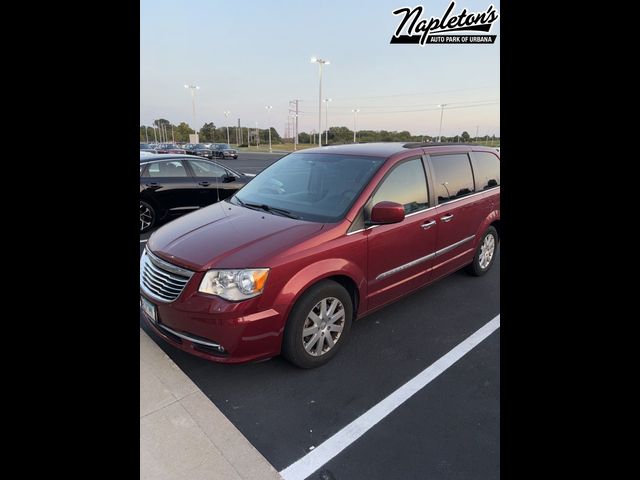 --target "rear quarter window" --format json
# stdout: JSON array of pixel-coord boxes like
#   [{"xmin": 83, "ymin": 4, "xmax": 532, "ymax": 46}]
[{"xmin": 471, "ymin": 151, "xmax": 500, "ymax": 190}]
